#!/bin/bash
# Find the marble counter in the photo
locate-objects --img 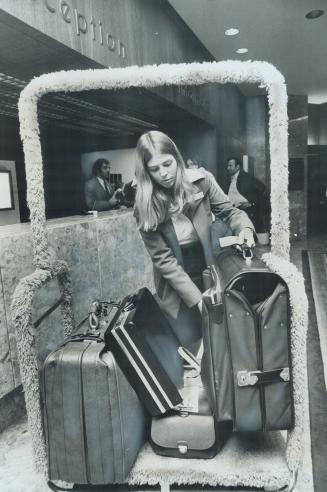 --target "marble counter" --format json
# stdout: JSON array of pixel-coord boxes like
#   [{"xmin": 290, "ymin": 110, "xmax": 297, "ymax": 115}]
[{"xmin": 0, "ymin": 209, "xmax": 154, "ymax": 406}]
